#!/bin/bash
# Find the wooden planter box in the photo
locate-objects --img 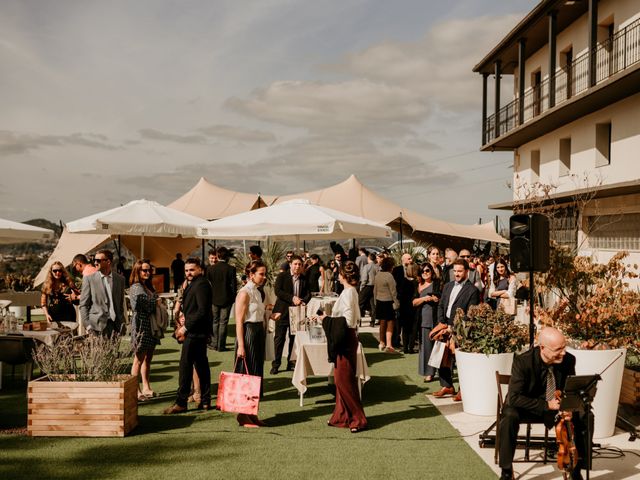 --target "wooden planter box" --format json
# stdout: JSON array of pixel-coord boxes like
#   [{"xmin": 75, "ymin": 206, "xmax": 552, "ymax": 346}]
[
  {"xmin": 28, "ymin": 375, "xmax": 138, "ymax": 437},
  {"xmin": 620, "ymin": 367, "xmax": 640, "ymax": 407}
]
